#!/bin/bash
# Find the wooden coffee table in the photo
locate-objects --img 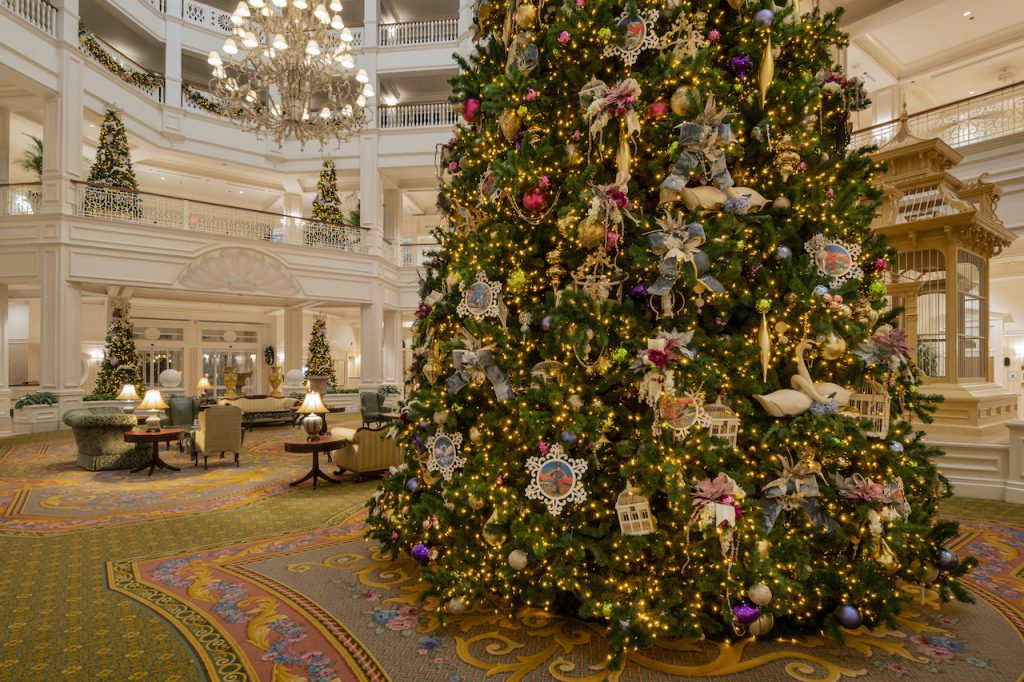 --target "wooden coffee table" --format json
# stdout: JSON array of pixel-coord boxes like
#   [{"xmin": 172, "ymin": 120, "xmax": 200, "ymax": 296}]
[
  {"xmin": 283, "ymin": 434, "xmax": 349, "ymax": 488},
  {"xmin": 124, "ymin": 428, "xmax": 185, "ymax": 475}
]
